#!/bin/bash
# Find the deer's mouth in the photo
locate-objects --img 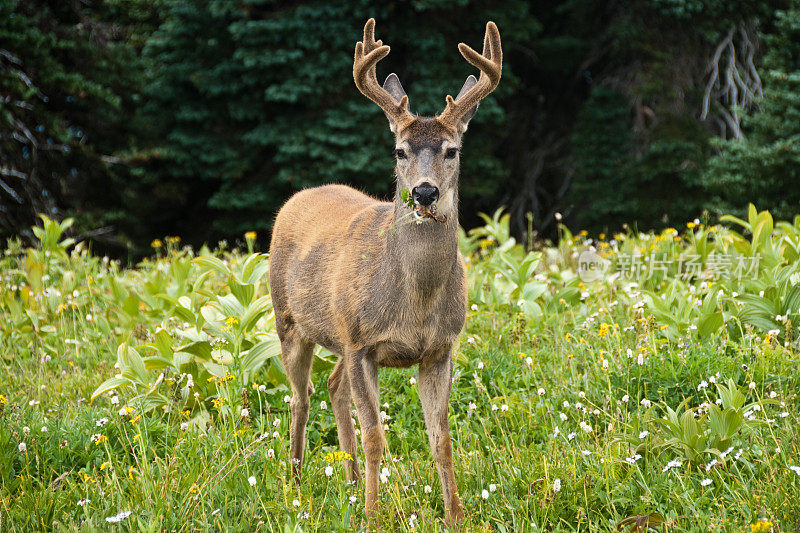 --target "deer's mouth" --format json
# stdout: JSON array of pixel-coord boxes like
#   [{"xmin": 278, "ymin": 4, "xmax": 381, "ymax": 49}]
[{"xmin": 413, "ymin": 202, "xmax": 447, "ymax": 224}]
